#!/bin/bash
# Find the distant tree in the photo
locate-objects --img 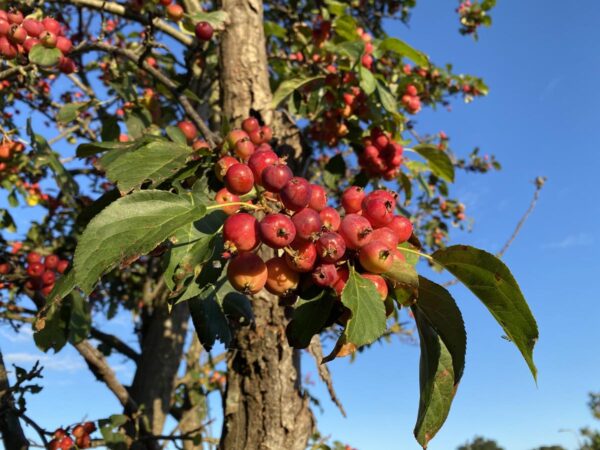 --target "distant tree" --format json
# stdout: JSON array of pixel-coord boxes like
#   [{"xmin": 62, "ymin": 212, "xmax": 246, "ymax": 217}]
[
  {"xmin": 579, "ymin": 393, "xmax": 600, "ymax": 450},
  {"xmin": 457, "ymin": 436, "xmax": 505, "ymax": 450},
  {"xmin": 531, "ymin": 446, "xmax": 567, "ymax": 450}
]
